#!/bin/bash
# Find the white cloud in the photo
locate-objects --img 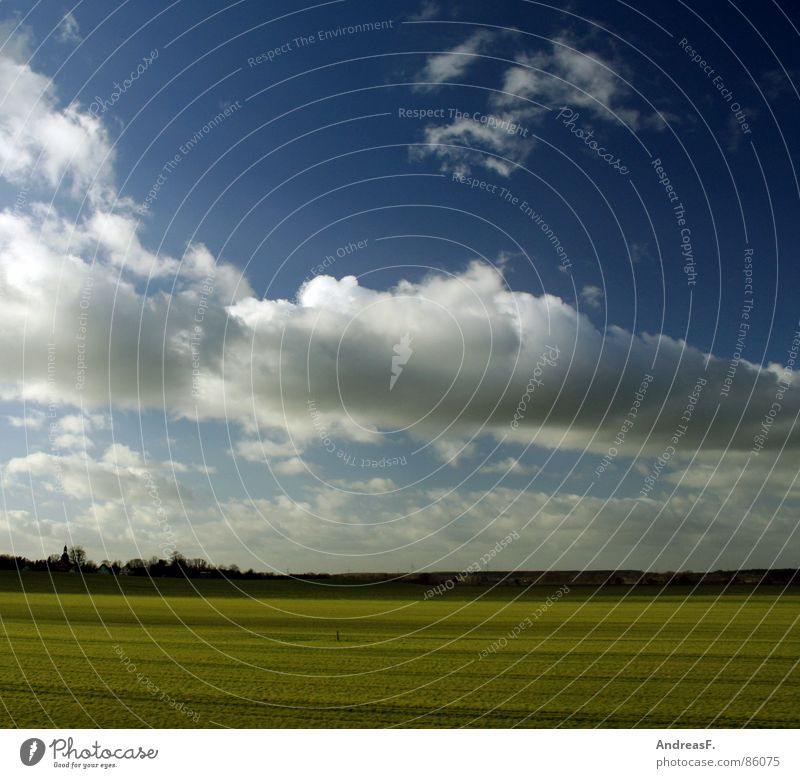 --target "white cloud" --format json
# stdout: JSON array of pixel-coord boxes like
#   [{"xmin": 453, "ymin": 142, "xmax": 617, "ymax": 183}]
[
  {"xmin": 412, "ymin": 115, "xmax": 532, "ymax": 178},
  {"xmin": 234, "ymin": 437, "xmax": 303, "ymax": 462},
  {"xmin": 408, "ymin": 2, "xmax": 441, "ymax": 22},
  {"xmin": 155, "ymin": 474, "xmax": 800, "ymax": 571},
  {"xmin": 411, "ymin": 34, "xmax": 667, "ymax": 177},
  {"xmin": 51, "ymin": 432, "xmax": 92, "ymax": 450},
  {"xmin": 0, "ymin": 45, "xmax": 114, "ymax": 200},
  {"xmin": 431, "ymin": 439, "xmax": 477, "ymax": 464},
  {"xmin": 57, "ymin": 11, "xmax": 81, "ymax": 45},
  {"xmin": 415, "ymin": 29, "xmax": 496, "ymax": 87},
  {"xmin": 3, "ymin": 441, "xmax": 199, "ymax": 509},
  {"xmin": 223, "ymin": 263, "xmax": 800, "ymax": 456},
  {"xmin": 481, "ymin": 456, "xmax": 539, "ymax": 476},
  {"xmin": 273, "ymin": 457, "xmax": 308, "ymax": 476},
  {"xmin": 2, "ymin": 224, "xmax": 798, "ymax": 460},
  {"xmin": 494, "ymin": 40, "xmax": 644, "ymax": 127},
  {"xmin": 0, "ymin": 198, "xmax": 251, "ymax": 417},
  {"xmin": 57, "ymin": 412, "xmax": 105, "ymax": 435},
  {"xmin": 5, "ymin": 410, "xmax": 46, "ymax": 429},
  {"xmin": 509, "ymin": 50, "xmax": 601, "ymax": 108},
  {"xmin": 0, "ymin": 20, "xmax": 35, "ymax": 63},
  {"xmin": 579, "ymin": 284, "xmax": 604, "ymax": 311},
  {"xmin": 49, "ymin": 411, "xmax": 106, "ymax": 450},
  {"xmin": 331, "ymin": 477, "xmax": 397, "ymax": 491},
  {"xmin": 3, "ymin": 465, "xmax": 797, "ymax": 572},
  {"xmin": 3, "ymin": 409, "xmax": 104, "ymax": 446},
  {"xmin": 101, "ymin": 442, "xmax": 142, "ymax": 468}
]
